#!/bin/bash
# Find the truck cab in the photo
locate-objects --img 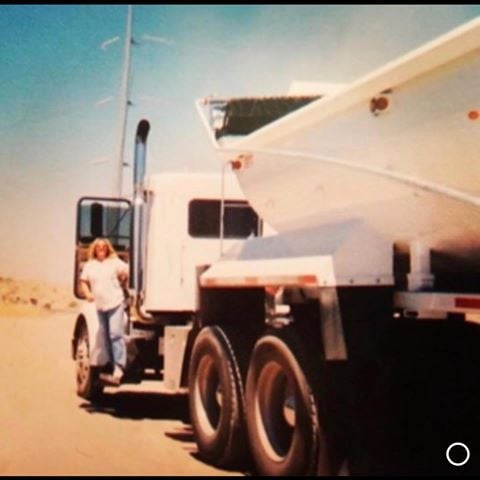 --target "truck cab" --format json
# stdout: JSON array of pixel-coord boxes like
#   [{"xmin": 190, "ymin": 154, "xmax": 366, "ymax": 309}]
[
  {"xmin": 72, "ymin": 167, "xmax": 262, "ymax": 397},
  {"xmin": 143, "ymin": 172, "xmax": 260, "ymax": 313}
]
